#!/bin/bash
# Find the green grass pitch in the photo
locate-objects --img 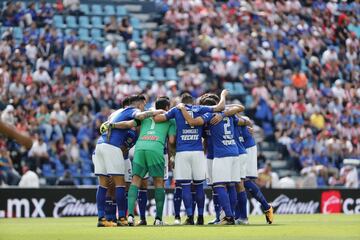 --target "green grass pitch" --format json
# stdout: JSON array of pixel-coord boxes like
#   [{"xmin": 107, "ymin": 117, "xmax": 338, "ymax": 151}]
[{"xmin": 1, "ymin": 215, "xmax": 359, "ymax": 240}]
